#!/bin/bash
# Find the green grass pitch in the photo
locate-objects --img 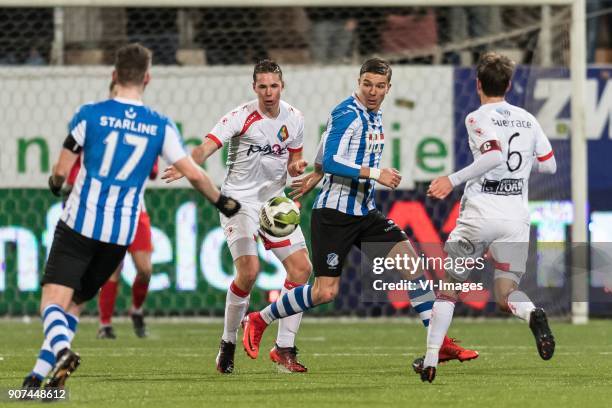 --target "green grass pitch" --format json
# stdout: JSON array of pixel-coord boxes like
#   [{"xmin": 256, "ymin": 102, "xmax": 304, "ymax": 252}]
[{"xmin": 1, "ymin": 319, "xmax": 611, "ymax": 407}]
